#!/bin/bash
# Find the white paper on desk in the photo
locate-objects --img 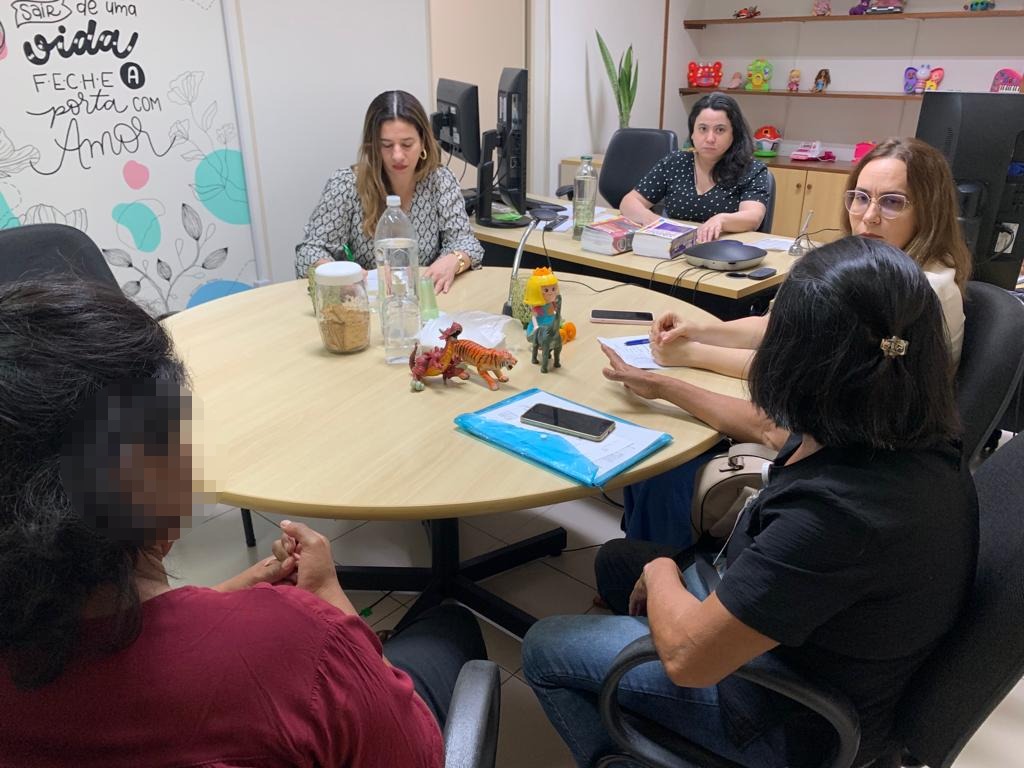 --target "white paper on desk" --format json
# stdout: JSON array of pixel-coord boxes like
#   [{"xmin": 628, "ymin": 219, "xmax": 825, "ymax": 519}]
[
  {"xmin": 554, "ymin": 206, "xmax": 609, "ymax": 233},
  {"xmin": 750, "ymin": 237, "xmax": 794, "ymax": 251},
  {"xmin": 480, "ymin": 390, "xmax": 668, "ymax": 481},
  {"xmin": 598, "ymin": 336, "xmax": 664, "ymax": 369}
]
